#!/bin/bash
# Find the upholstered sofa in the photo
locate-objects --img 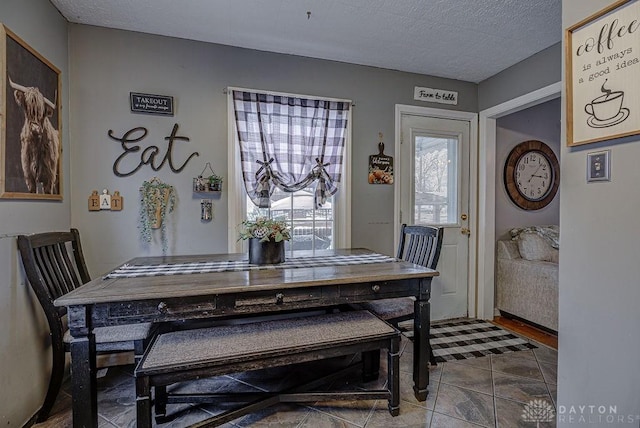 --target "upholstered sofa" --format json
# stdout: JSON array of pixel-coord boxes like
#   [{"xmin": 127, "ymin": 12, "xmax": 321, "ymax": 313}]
[{"xmin": 496, "ymin": 226, "xmax": 559, "ymax": 332}]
